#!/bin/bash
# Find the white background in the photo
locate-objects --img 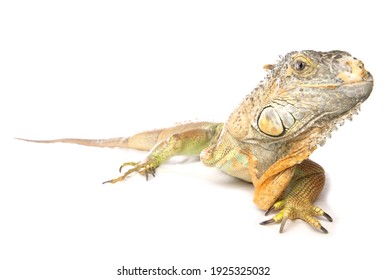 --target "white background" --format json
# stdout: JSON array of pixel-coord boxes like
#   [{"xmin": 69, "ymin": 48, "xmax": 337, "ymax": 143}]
[{"xmin": 1, "ymin": 1, "xmax": 386, "ymax": 279}]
